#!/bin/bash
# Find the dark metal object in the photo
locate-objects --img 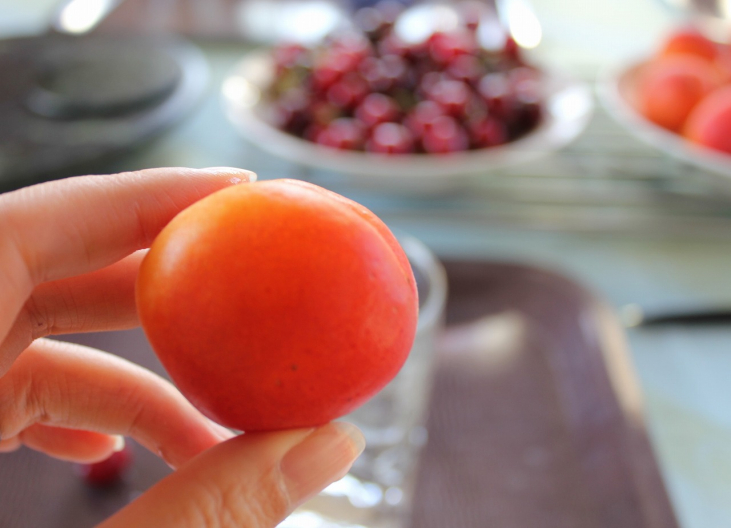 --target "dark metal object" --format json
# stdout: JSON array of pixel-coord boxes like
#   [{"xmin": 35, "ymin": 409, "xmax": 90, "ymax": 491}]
[
  {"xmin": 631, "ymin": 307, "xmax": 731, "ymax": 327},
  {"xmin": 0, "ymin": 34, "xmax": 208, "ymax": 193},
  {"xmin": 0, "ymin": 261, "xmax": 678, "ymax": 528}
]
